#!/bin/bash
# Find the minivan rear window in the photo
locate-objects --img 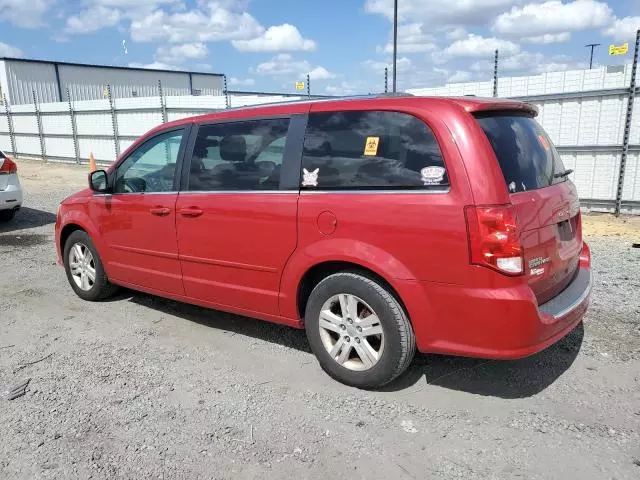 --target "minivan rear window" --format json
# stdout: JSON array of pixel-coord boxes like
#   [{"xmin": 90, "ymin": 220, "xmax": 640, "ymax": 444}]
[{"xmin": 474, "ymin": 114, "xmax": 567, "ymax": 193}]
